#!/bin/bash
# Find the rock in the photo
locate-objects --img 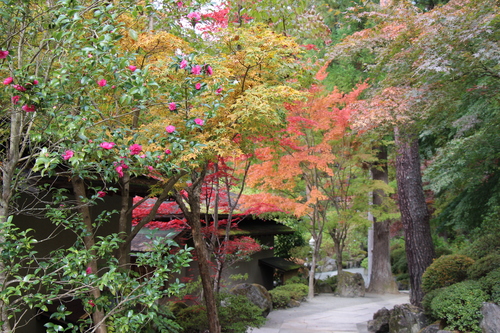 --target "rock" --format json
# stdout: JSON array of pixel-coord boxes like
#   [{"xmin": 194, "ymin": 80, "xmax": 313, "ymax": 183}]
[
  {"xmin": 337, "ymin": 271, "xmax": 365, "ymax": 297},
  {"xmin": 367, "ymin": 307, "xmax": 390, "ymax": 333},
  {"xmin": 230, "ymin": 283, "xmax": 272, "ymax": 317},
  {"xmin": 287, "ymin": 299, "xmax": 301, "ymax": 308},
  {"xmin": 315, "ymin": 281, "xmax": 333, "ymax": 294},
  {"xmin": 481, "ymin": 302, "xmax": 500, "ymax": 333},
  {"xmin": 419, "ymin": 323, "xmax": 440, "ymax": 333},
  {"xmin": 388, "ymin": 303, "xmax": 429, "ymax": 333}
]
